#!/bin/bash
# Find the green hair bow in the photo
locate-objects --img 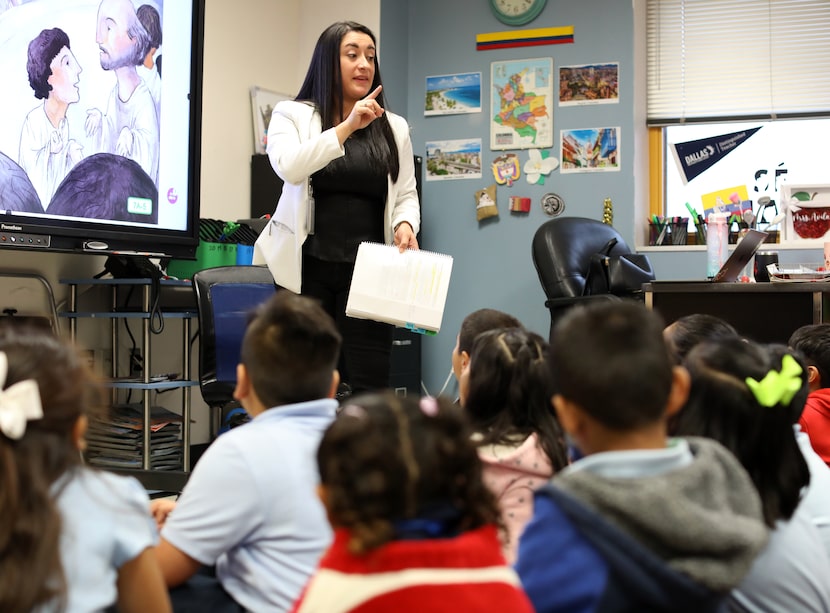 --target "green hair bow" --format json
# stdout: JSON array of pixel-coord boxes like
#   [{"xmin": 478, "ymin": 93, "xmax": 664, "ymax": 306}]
[{"xmin": 745, "ymin": 354, "xmax": 803, "ymax": 407}]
